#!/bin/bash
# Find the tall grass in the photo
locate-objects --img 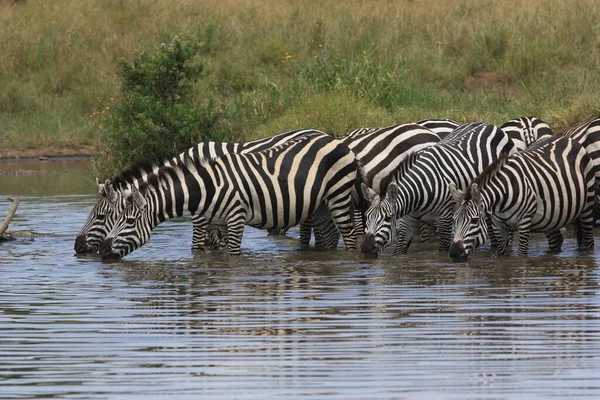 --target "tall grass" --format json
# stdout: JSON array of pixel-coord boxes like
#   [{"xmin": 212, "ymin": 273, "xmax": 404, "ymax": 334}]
[{"xmin": 1, "ymin": 0, "xmax": 600, "ymax": 171}]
